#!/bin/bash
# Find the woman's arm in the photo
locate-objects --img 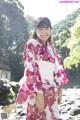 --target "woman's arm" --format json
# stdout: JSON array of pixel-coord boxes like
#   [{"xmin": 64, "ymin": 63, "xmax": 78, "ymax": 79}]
[
  {"xmin": 58, "ymin": 88, "xmax": 63, "ymax": 104},
  {"xmin": 36, "ymin": 92, "xmax": 44, "ymax": 112}
]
